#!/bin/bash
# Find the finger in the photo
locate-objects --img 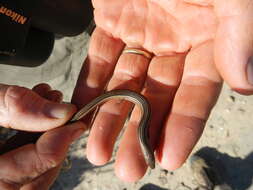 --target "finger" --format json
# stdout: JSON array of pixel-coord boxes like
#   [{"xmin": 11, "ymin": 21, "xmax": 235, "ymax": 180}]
[
  {"xmin": 32, "ymin": 83, "xmax": 52, "ymax": 97},
  {"xmin": 114, "ymin": 54, "xmax": 185, "ymax": 182},
  {"xmin": 0, "ymin": 122, "xmax": 86, "ymax": 189},
  {"xmin": 214, "ymin": 0, "xmax": 253, "ymax": 94},
  {"xmin": 20, "ymin": 165, "xmax": 61, "ymax": 190},
  {"xmin": 86, "ymin": 49, "xmax": 151, "ymax": 166},
  {"xmin": 0, "ymin": 87, "xmax": 64, "ymax": 154},
  {"xmin": 157, "ymin": 41, "xmax": 222, "ymax": 170},
  {"xmin": 44, "ymin": 90, "xmax": 63, "ymax": 103},
  {"xmin": 32, "ymin": 84, "xmax": 63, "ymax": 103},
  {"xmin": 72, "ymin": 27, "xmax": 124, "ymax": 114},
  {"xmin": 0, "ymin": 84, "xmax": 76, "ymax": 131},
  {"xmin": 19, "ymin": 86, "xmax": 63, "ymax": 190}
]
